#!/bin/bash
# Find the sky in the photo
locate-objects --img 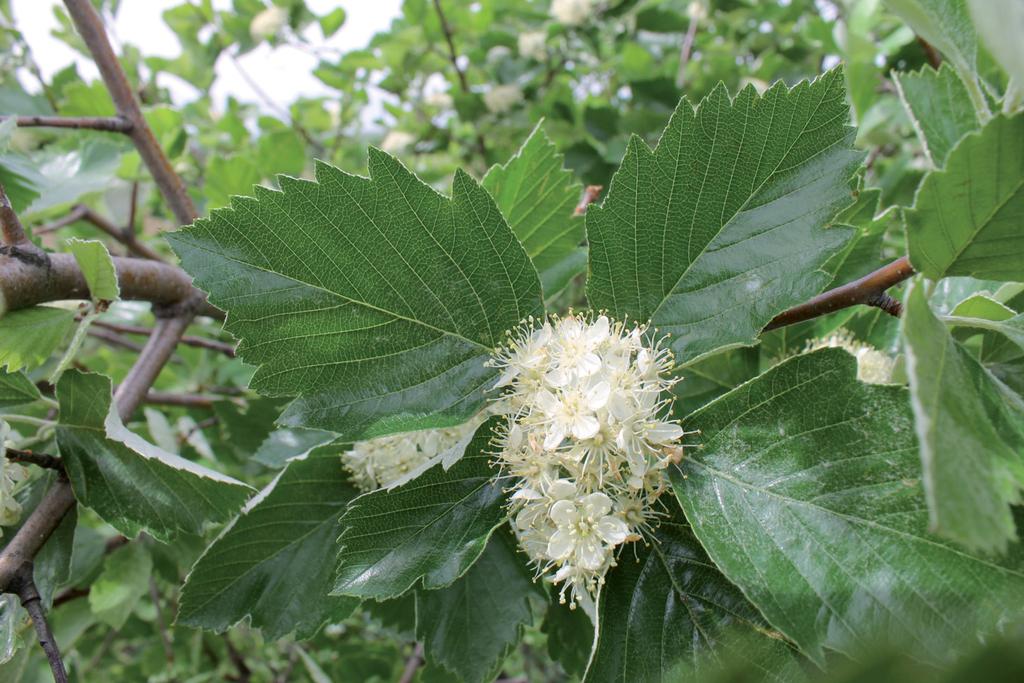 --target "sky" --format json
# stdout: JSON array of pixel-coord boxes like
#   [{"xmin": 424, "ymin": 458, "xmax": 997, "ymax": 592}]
[{"xmin": 10, "ymin": 0, "xmax": 402, "ymax": 111}]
